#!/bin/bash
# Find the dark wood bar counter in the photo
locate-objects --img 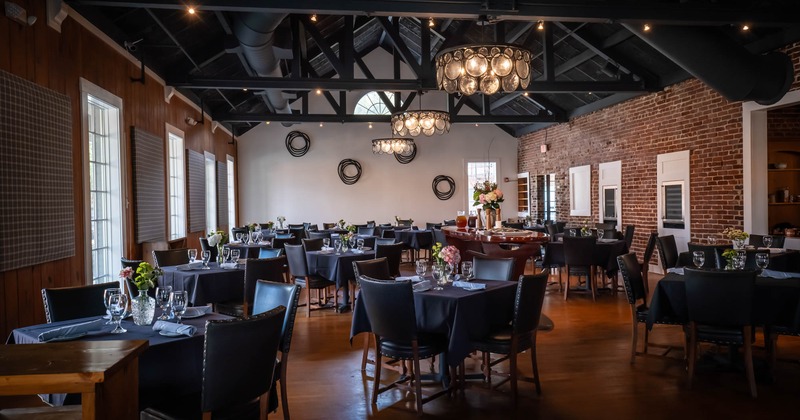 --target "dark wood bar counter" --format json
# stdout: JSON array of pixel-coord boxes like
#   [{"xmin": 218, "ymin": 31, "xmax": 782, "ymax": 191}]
[{"xmin": 441, "ymin": 226, "xmax": 549, "ymax": 279}]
